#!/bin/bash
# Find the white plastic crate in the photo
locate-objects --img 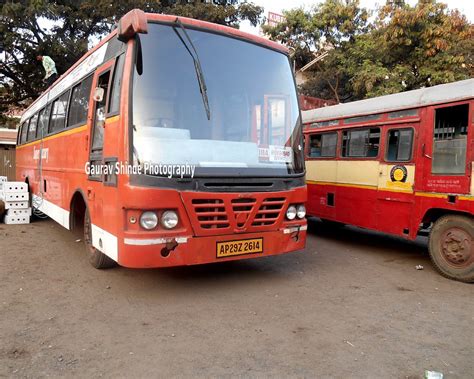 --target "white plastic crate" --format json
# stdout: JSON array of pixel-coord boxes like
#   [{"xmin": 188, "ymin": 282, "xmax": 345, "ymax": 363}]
[
  {"xmin": 2, "ymin": 192, "xmax": 29, "ymax": 202},
  {"xmin": 2, "ymin": 182, "xmax": 28, "ymax": 193},
  {"xmin": 4, "ymin": 214, "xmax": 30, "ymax": 225},
  {"xmin": 4, "ymin": 201, "xmax": 29, "ymax": 209},
  {"xmin": 0, "ymin": 176, "xmax": 7, "ymax": 183},
  {"xmin": 7, "ymin": 208, "xmax": 32, "ymax": 217}
]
